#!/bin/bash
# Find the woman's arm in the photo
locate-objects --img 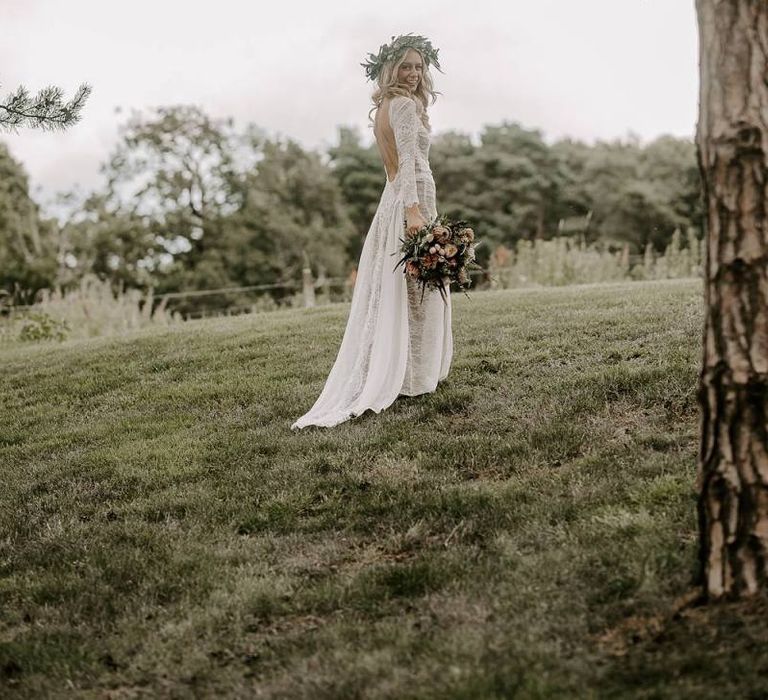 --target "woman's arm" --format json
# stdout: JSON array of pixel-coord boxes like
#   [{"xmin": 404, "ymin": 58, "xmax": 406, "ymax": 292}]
[
  {"xmin": 391, "ymin": 97, "xmax": 420, "ymax": 210},
  {"xmin": 391, "ymin": 97, "xmax": 425, "ymax": 235}
]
